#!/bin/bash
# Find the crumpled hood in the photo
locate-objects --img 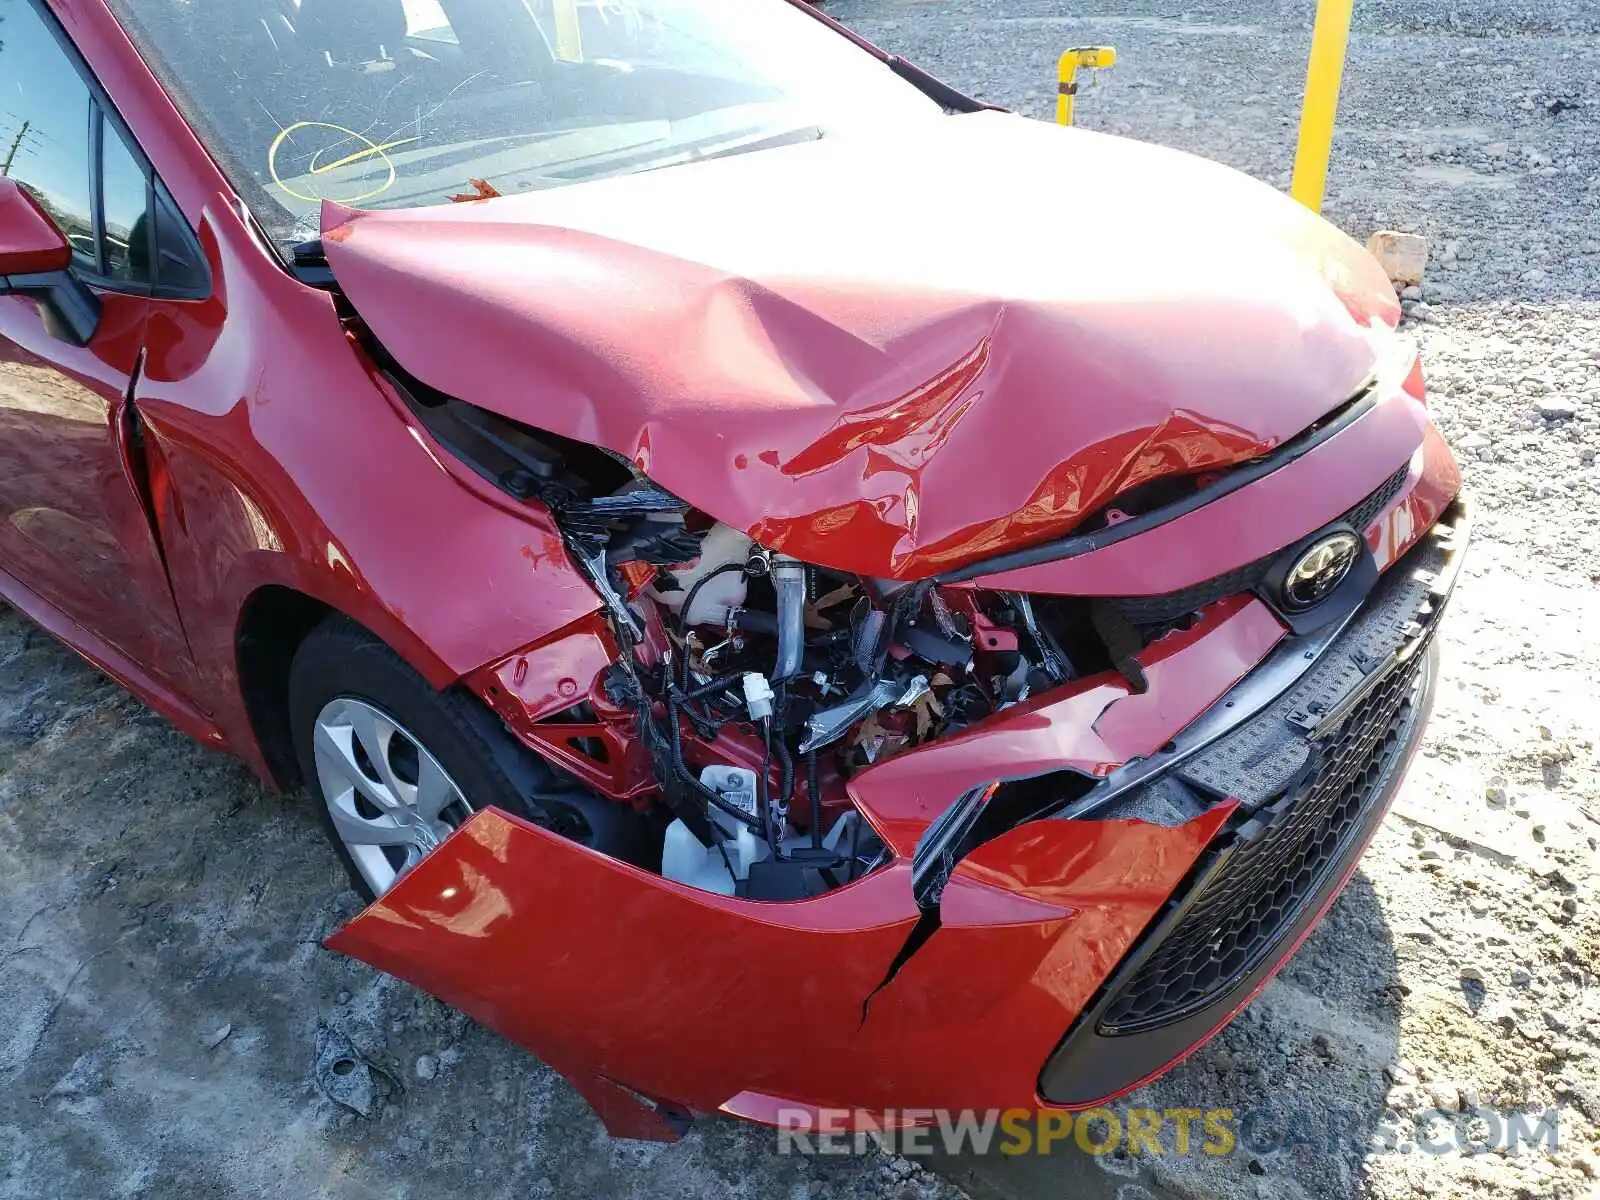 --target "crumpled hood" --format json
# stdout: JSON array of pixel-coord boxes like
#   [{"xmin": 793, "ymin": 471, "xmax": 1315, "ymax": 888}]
[{"xmin": 322, "ymin": 112, "xmax": 1399, "ymax": 579}]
